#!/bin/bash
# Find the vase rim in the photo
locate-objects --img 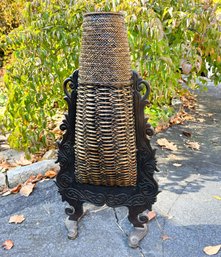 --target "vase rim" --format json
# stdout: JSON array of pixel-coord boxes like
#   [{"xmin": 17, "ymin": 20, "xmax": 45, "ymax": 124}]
[{"xmin": 84, "ymin": 12, "xmax": 123, "ymax": 17}]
